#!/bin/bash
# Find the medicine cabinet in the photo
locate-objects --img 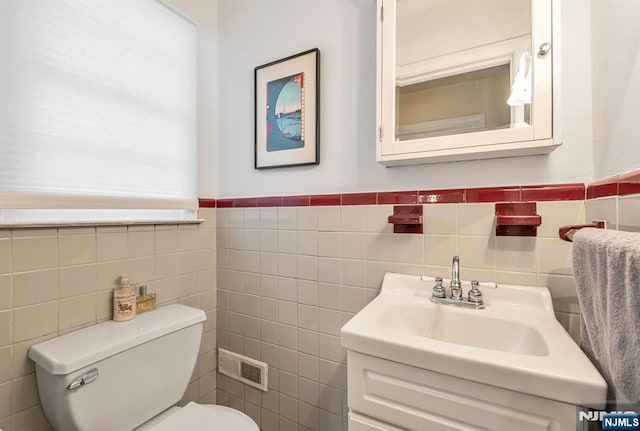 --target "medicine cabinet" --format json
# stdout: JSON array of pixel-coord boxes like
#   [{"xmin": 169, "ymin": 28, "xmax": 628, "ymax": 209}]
[{"xmin": 376, "ymin": 0, "xmax": 558, "ymax": 166}]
